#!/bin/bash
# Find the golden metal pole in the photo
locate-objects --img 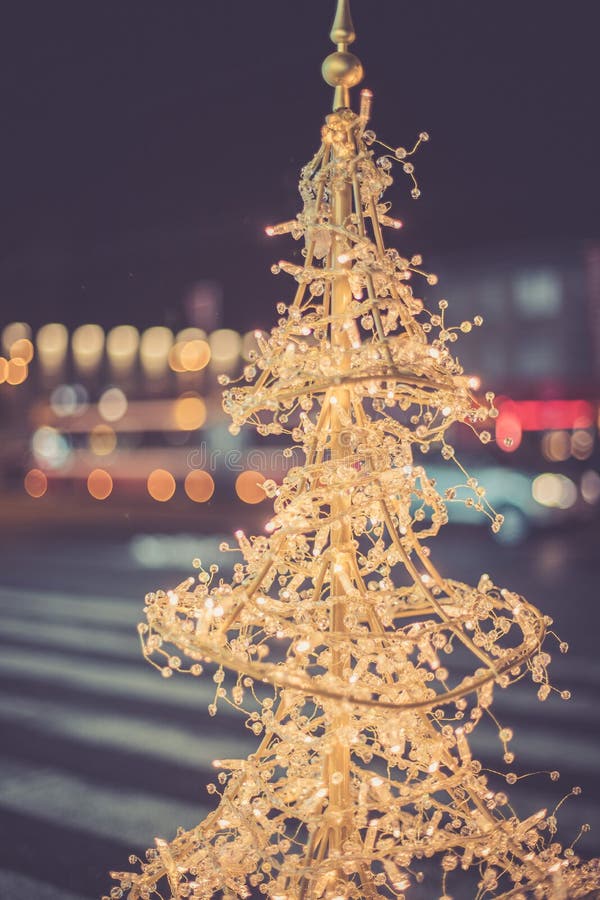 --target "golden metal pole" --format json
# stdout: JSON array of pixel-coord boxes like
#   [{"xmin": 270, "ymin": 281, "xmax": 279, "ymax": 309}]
[
  {"xmin": 318, "ymin": 3, "xmax": 360, "ymax": 876},
  {"xmin": 323, "ymin": 120, "xmax": 354, "ymax": 877}
]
